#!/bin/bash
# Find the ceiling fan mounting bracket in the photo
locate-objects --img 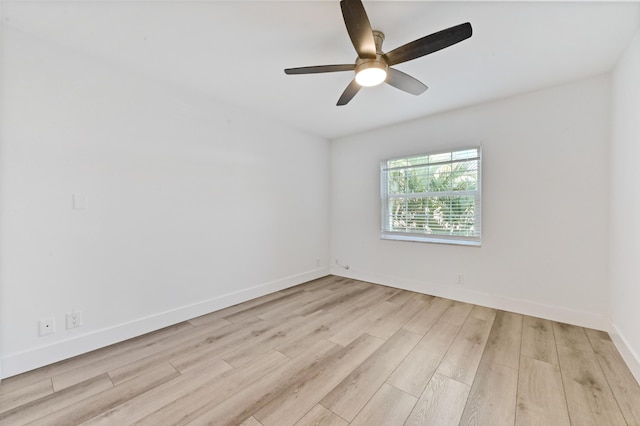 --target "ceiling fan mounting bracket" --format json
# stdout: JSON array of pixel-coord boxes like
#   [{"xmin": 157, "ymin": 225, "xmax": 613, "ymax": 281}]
[{"xmin": 372, "ymin": 30, "xmax": 385, "ymax": 54}]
